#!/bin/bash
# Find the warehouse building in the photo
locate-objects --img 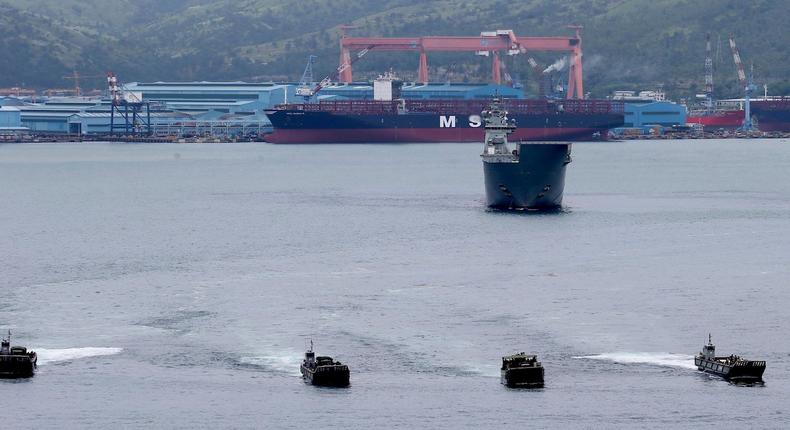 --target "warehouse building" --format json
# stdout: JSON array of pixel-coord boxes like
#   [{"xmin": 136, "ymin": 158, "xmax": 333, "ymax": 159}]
[{"xmin": 123, "ymin": 82, "xmax": 295, "ymax": 114}]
